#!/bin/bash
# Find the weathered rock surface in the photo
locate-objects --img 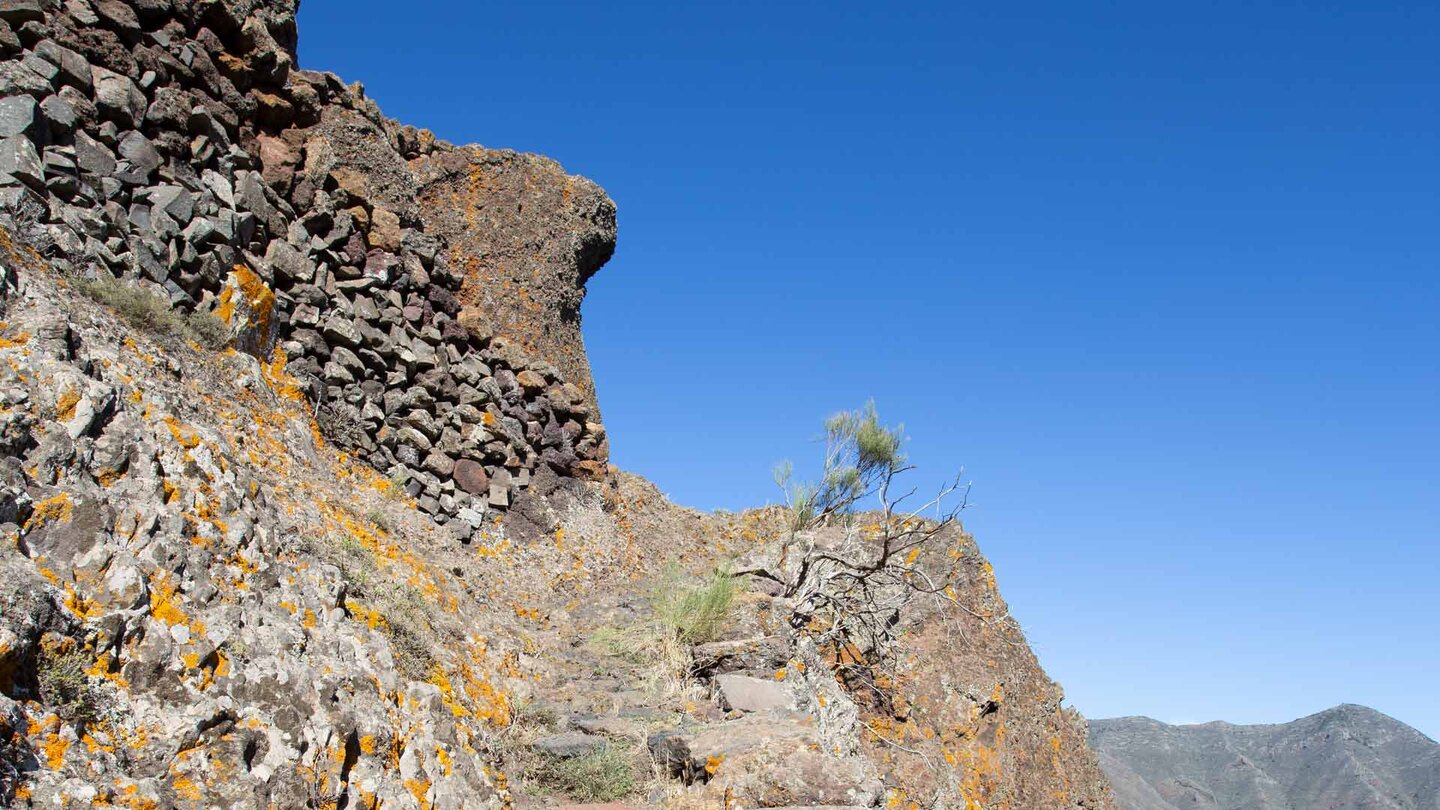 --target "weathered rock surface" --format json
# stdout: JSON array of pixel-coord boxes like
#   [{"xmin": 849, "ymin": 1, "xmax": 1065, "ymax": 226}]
[
  {"xmin": 414, "ymin": 147, "xmax": 616, "ymax": 416},
  {"xmin": 0, "ymin": 1, "xmax": 1119, "ymax": 808},
  {"xmin": 0, "ymin": 0, "xmax": 614, "ymax": 536}
]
